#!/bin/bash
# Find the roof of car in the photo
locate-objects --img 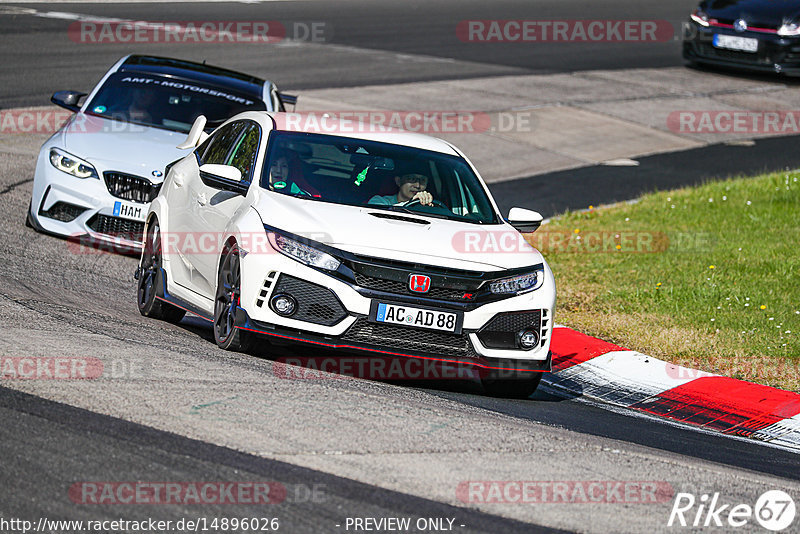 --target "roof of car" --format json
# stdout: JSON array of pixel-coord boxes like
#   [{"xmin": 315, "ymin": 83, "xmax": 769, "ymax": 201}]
[
  {"xmin": 118, "ymin": 55, "xmax": 266, "ymax": 99},
  {"xmin": 261, "ymin": 112, "xmax": 461, "ymax": 156}
]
